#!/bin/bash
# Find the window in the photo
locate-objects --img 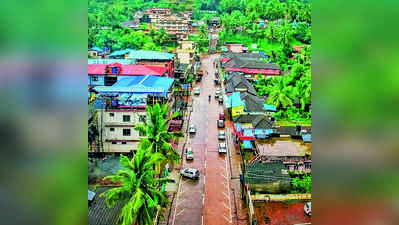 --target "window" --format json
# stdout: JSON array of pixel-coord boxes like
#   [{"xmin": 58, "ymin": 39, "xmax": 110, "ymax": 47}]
[
  {"xmin": 109, "ymin": 113, "xmax": 114, "ymax": 117},
  {"xmin": 123, "ymin": 115, "xmax": 130, "ymax": 122},
  {"xmin": 123, "ymin": 129, "xmax": 131, "ymax": 136},
  {"xmin": 110, "ymin": 128, "xmax": 115, "ymax": 132},
  {"xmin": 92, "ymin": 76, "xmax": 98, "ymax": 81},
  {"xmin": 112, "ymin": 141, "xmax": 117, "ymax": 144},
  {"xmin": 122, "ymin": 141, "xmax": 127, "ymax": 144}
]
